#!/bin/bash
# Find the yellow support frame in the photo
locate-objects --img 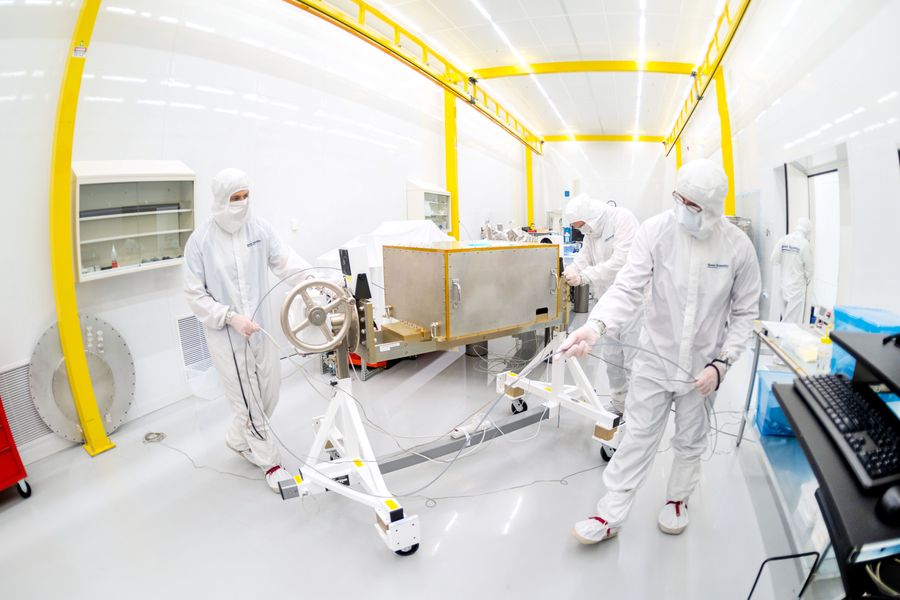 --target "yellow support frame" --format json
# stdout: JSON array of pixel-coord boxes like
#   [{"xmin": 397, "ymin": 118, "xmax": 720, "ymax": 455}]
[
  {"xmin": 474, "ymin": 60, "xmax": 695, "ymax": 79},
  {"xmin": 525, "ymin": 147, "xmax": 534, "ymax": 228},
  {"xmin": 714, "ymin": 67, "xmax": 736, "ymax": 216},
  {"xmin": 544, "ymin": 134, "xmax": 664, "ymax": 143},
  {"xmin": 664, "ymin": 0, "xmax": 752, "ymax": 154},
  {"xmin": 282, "ymin": 0, "xmax": 542, "ymax": 153},
  {"xmin": 675, "ymin": 137, "xmax": 683, "ymax": 169},
  {"xmin": 444, "ymin": 89, "xmax": 460, "ymax": 240},
  {"xmin": 49, "ymin": 0, "xmax": 115, "ymax": 456}
]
